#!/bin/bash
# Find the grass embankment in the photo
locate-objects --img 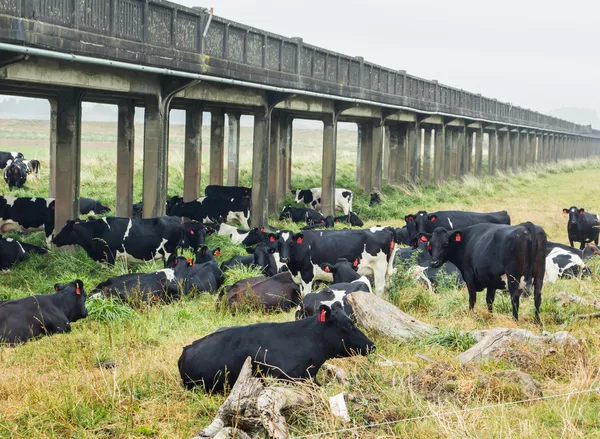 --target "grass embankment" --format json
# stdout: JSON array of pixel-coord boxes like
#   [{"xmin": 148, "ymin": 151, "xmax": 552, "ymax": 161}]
[{"xmin": 1, "ymin": 137, "xmax": 600, "ymax": 437}]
